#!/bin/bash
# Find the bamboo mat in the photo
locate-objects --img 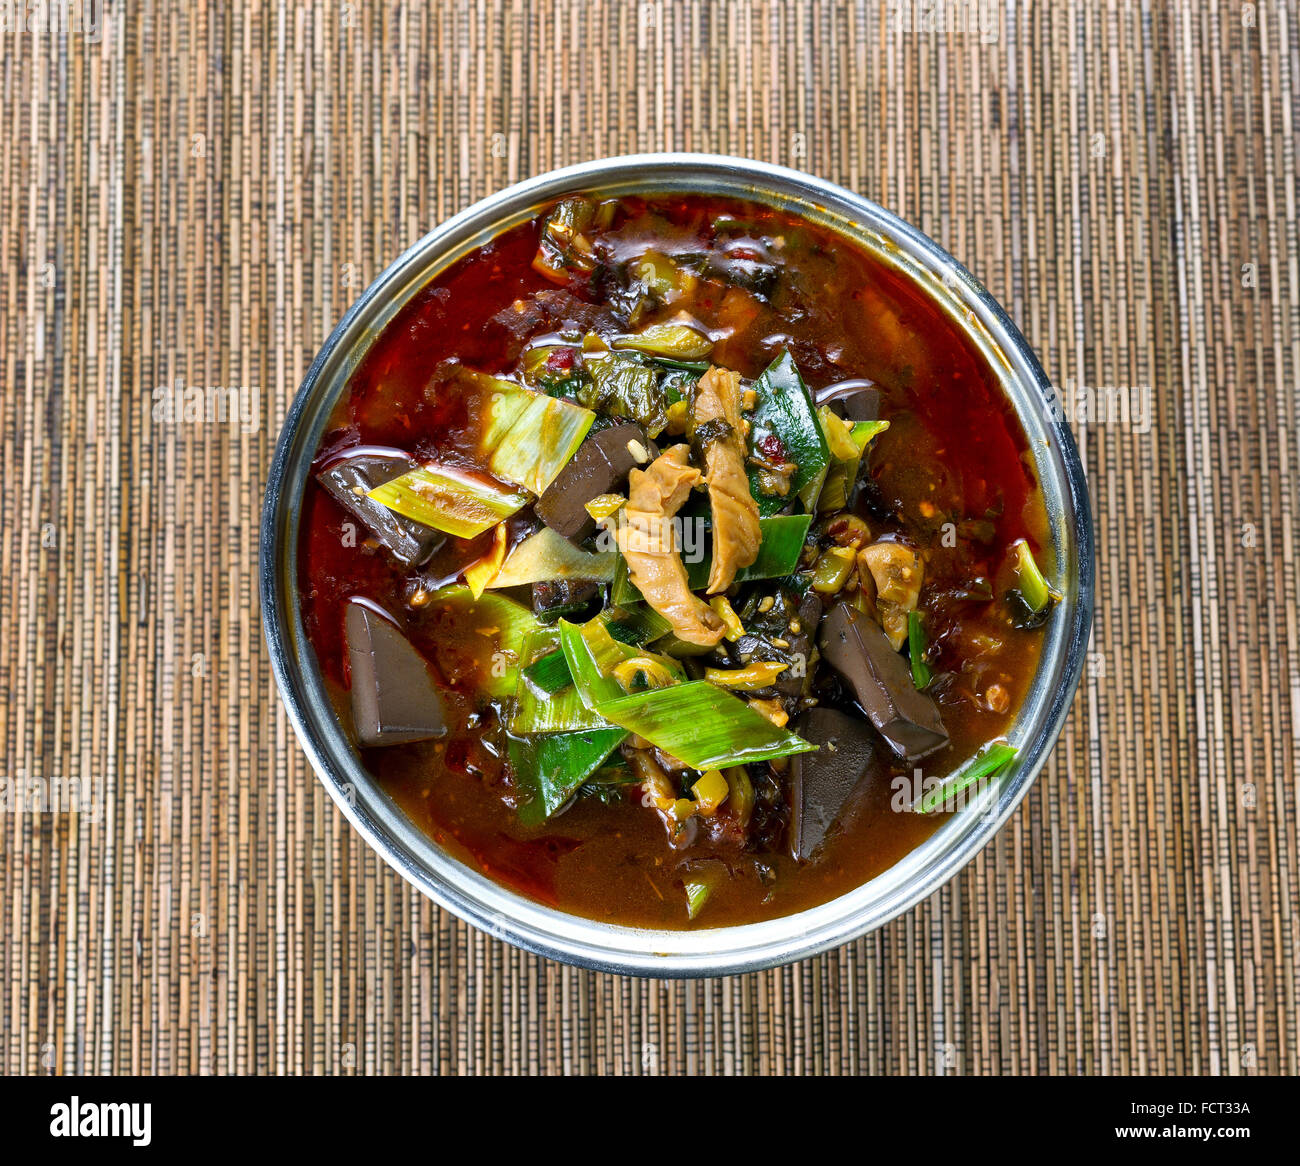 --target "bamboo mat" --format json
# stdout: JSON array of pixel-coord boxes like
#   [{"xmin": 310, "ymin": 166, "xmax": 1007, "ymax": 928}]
[{"xmin": 1, "ymin": 0, "xmax": 1296, "ymax": 1076}]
